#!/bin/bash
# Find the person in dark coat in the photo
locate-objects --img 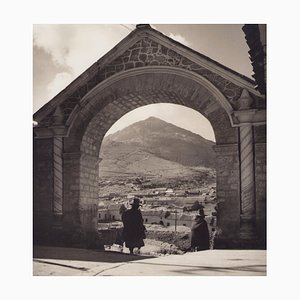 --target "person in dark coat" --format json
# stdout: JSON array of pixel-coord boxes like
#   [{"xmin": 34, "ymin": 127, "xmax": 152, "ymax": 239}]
[
  {"xmin": 191, "ymin": 214, "xmax": 209, "ymax": 251},
  {"xmin": 121, "ymin": 198, "xmax": 146, "ymax": 254}
]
